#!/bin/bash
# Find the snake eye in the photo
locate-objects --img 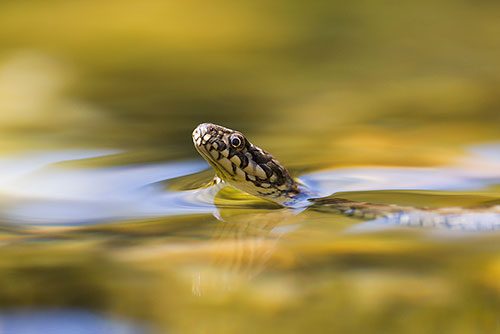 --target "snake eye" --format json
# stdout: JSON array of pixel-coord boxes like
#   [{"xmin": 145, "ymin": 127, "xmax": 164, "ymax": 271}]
[{"xmin": 230, "ymin": 134, "xmax": 244, "ymax": 149}]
